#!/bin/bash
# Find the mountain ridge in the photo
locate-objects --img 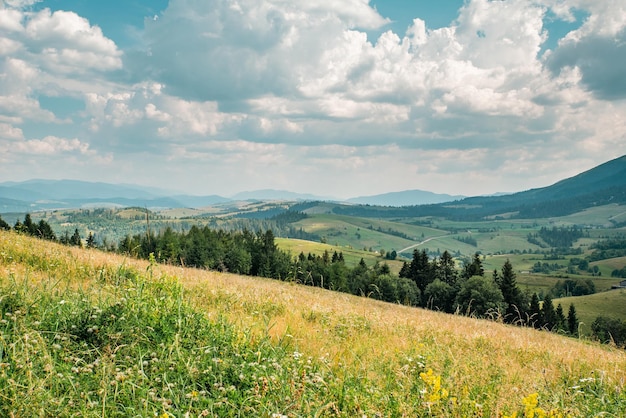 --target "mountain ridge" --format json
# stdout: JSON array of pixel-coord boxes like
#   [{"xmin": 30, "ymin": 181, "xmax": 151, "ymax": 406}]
[{"xmin": 1, "ymin": 155, "xmax": 625, "ymax": 215}]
